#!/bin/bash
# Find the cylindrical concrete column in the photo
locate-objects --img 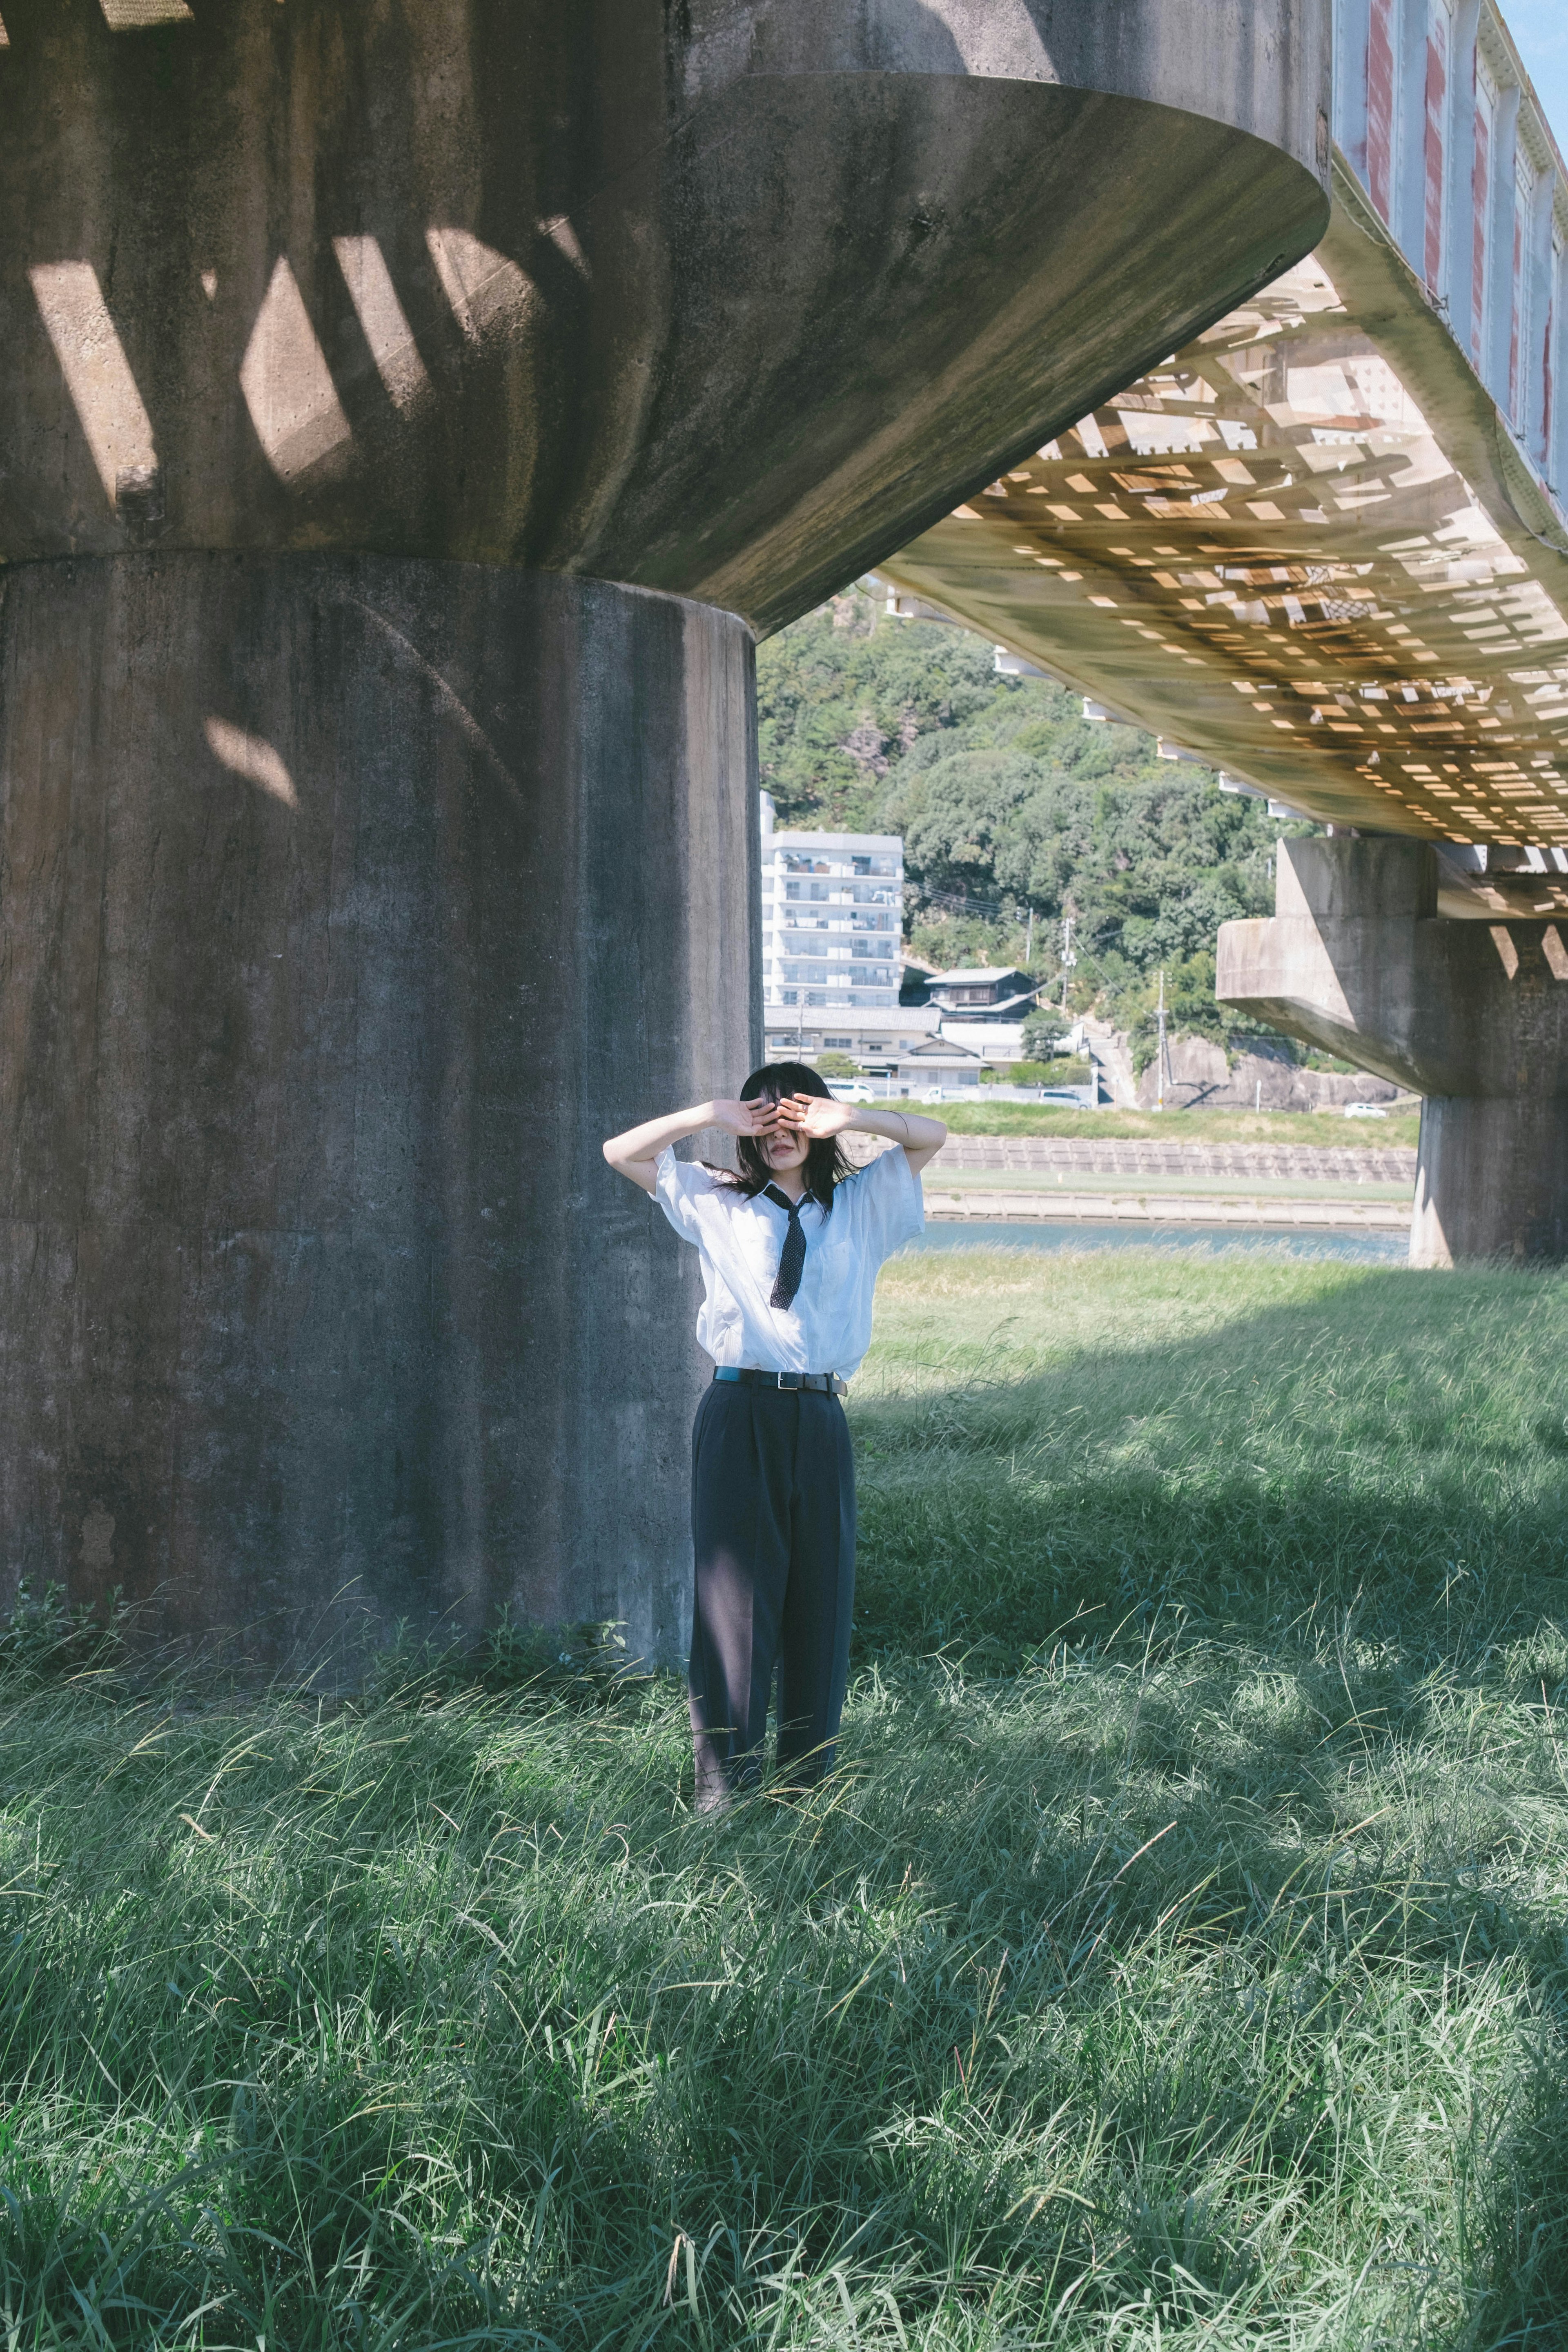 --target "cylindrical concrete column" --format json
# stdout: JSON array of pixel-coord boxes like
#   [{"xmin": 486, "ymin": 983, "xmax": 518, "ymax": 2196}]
[
  {"xmin": 1412, "ymin": 1096, "xmax": 1568, "ymax": 1267},
  {"xmin": 0, "ymin": 554, "xmax": 756, "ymax": 1666}
]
